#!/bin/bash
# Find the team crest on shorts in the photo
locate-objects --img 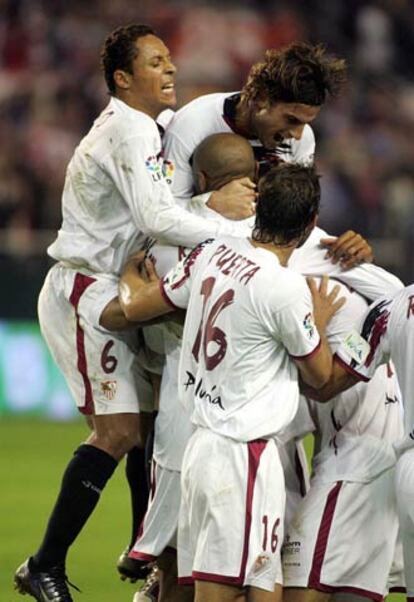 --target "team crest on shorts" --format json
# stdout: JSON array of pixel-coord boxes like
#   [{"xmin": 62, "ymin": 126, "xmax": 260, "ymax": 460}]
[
  {"xmin": 253, "ymin": 553, "xmax": 271, "ymax": 575},
  {"xmin": 101, "ymin": 380, "xmax": 117, "ymax": 400}
]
